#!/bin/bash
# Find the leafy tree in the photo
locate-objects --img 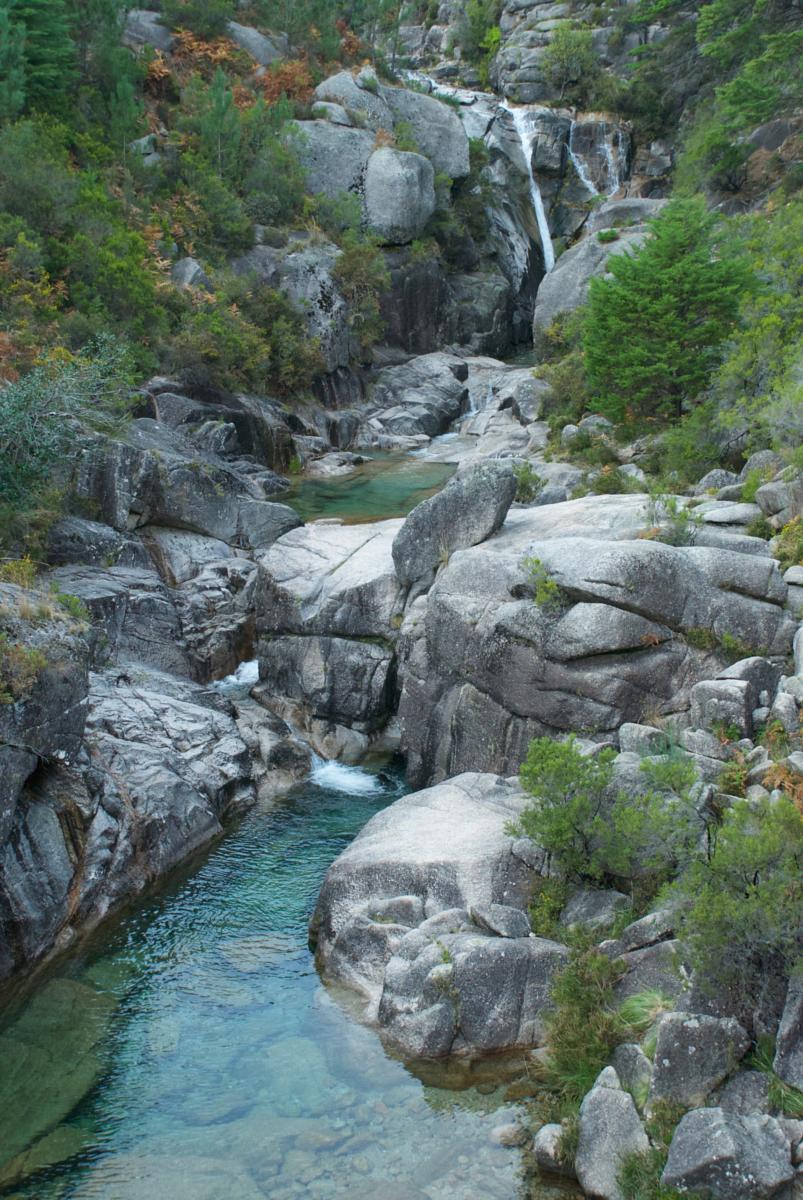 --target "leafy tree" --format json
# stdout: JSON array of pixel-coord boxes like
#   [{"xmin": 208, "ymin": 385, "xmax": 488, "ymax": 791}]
[
  {"xmin": 541, "ymin": 25, "xmax": 598, "ymax": 103},
  {"xmin": 668, "ymin": 796, "xmax": 803, "ymax": 1011},
  {"xmin": 0, "ymin": 336, "xmax": 134, "ymax": 509},
  {"xmin": 584, "ymin": 198, "xmax": 749, "ymax": 424},
  {"xmin": 0, "ymin": 6, "xmax": 26, "ymax": 119},
  {"xmin": 12, "ymin": 0, "xmax": 76, "ymax": 111}
]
